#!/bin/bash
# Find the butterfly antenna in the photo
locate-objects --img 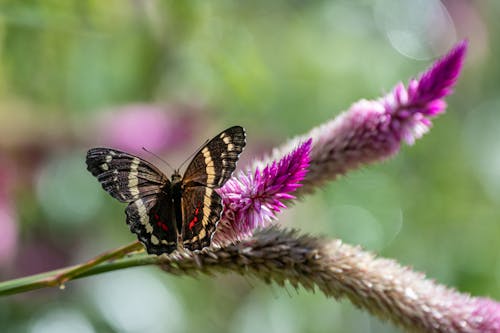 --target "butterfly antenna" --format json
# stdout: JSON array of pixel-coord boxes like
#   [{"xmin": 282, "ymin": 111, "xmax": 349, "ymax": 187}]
[
  {"xmin": 177, "ymin": 139, "xmax": 210, "ymax": 171},
  {"xmin": 142, "ymin": 147, "xmax": 176, "ymax": 173}
]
